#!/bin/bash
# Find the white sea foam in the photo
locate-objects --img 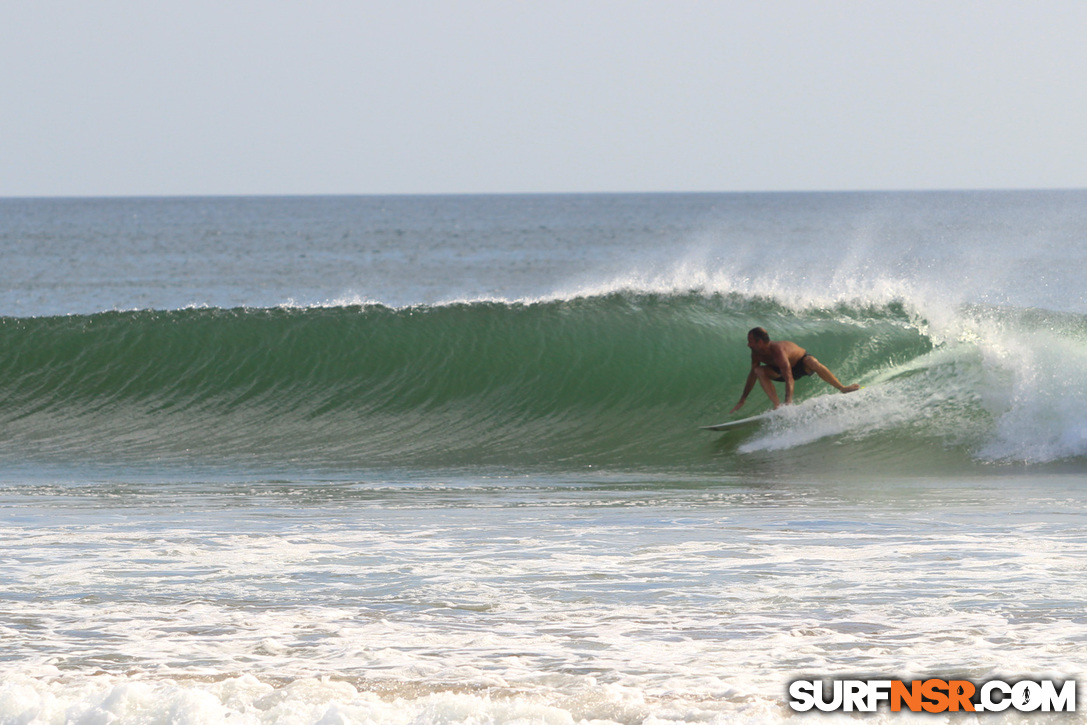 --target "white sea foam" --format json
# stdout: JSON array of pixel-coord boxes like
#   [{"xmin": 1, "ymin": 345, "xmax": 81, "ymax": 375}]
[
  {"xmin": 3, "ymin": 475, "xmax": 1087, "ymax": 723},
  {"xmin": 0, "ymin": 673, "xmax": 784, "ymax": 725}
]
